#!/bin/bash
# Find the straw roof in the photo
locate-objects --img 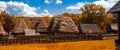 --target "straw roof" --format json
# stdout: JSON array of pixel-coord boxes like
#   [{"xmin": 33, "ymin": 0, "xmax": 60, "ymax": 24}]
[
  {"xmin": 0, "ymin": 23, "xmax": 5, "ymax": 34},
  {"xmin": 13, "ymin": 19, "xmax": 29, "ymax": 33},
  {"xmin": 108, "ymin": 1, "xmax": 120, "ymax": 13},
  {"xmin": 78, "ymin": 24, "xmax": 99, "ymax": 34},
  {"xmin": 33, "ymin": 19, "xmax": 48, "ymax": 32},
  {"xmin": 48, "ymin": 16, "xmax": 79, "ymax": 33}
]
